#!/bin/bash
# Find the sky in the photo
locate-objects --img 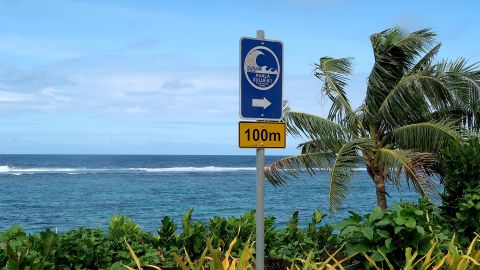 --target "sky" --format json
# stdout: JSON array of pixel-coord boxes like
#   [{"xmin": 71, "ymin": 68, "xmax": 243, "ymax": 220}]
[{"xmin": 1, "ymin": 0, "xmax": 480, "ymax": 155}]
